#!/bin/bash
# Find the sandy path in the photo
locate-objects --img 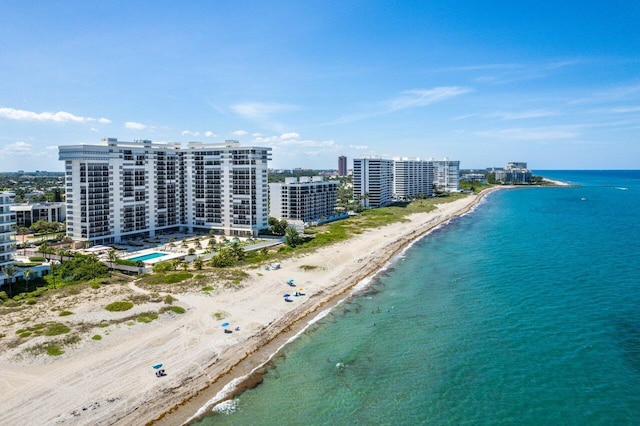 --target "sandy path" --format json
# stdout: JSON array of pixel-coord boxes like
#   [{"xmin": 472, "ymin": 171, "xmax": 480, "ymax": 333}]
[{"xmin": 0, "ymin": 188, "xmax": 503, "ymax": 426}]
